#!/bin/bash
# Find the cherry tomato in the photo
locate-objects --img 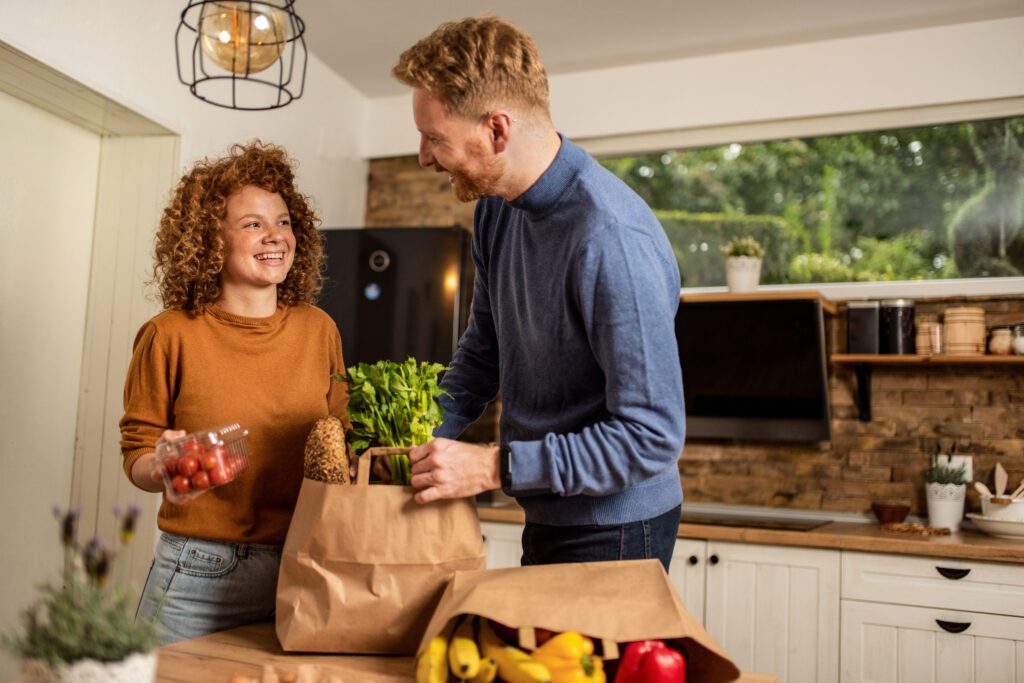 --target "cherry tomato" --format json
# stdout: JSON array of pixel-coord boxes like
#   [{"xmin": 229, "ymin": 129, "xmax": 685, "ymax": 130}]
[
  {"xmin": 171, "ymin": 475, "xmax": 191, "ymax": 495},
  {"xmin": 180, "ymin": 438, "xmax": 203, "ymax": 457},
  {"xmin": 202, "ymin": 444, "xmax": 227, "ymax": 471},
  {"xmin": 209, "ymin": 465, "xmax": 231, "ymax": 486},
  {"xmin": 191, "ymin": 470, "xmax": 210, "ymax": 490},
  {"xmin": 178, "ymin": 455, "xmax": 200, "ymax": 477},
  {"xmin": 162, "ymin": 454, "xmax": 179, "ymax": 477}
]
